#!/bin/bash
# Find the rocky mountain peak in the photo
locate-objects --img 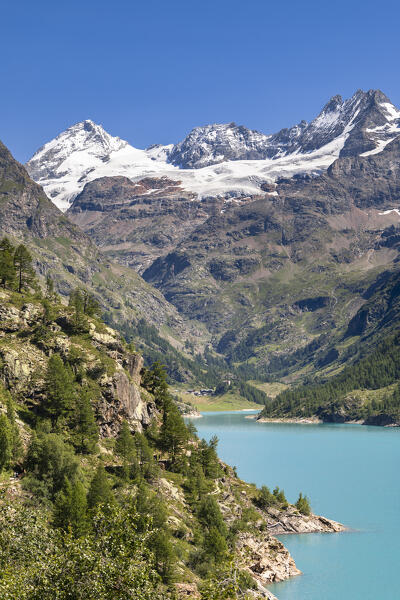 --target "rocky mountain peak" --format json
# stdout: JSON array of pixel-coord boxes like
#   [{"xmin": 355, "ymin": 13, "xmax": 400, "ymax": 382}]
[
  {"xmin": 321, "ymin": 94, "xmax": 343, "ymax": 113},
  {"xmin": 167, "ymin": 122, "xmax": 271, "ymax": 168},
  {"xmin": 25, "ymin": 89, "xmax": 400, "ymax": 211}
]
